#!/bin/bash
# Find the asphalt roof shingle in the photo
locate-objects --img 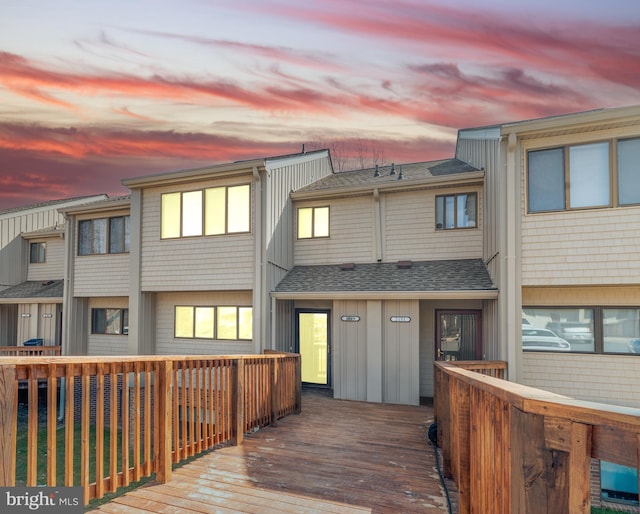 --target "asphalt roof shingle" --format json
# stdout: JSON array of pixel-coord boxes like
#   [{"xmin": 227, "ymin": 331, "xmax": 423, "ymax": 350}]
[
  {"xmin": 0, "ymin": 280, "xmax": 64, "ymax": 299},
  {"xmin": 295, "ymin": 159, "xmax": 479, "ymax": 194},
  {"xmin": 274, "ymin": 259, "xmax": 495, "ymax": 294}
]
